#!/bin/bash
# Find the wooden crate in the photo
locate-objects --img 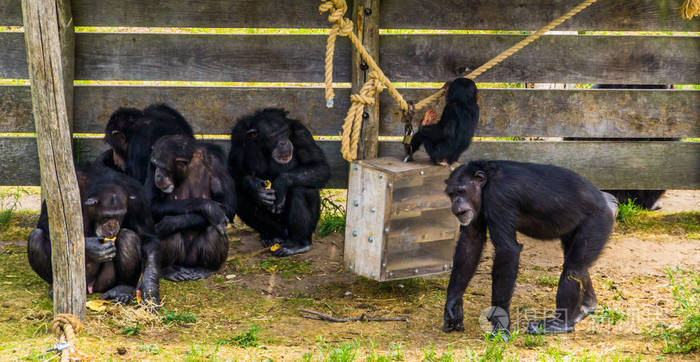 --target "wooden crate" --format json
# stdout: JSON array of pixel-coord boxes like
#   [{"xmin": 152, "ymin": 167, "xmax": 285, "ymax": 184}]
[{"xmin": 344, "ymin": 156, "xmax": 459, "ymax": 281}]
